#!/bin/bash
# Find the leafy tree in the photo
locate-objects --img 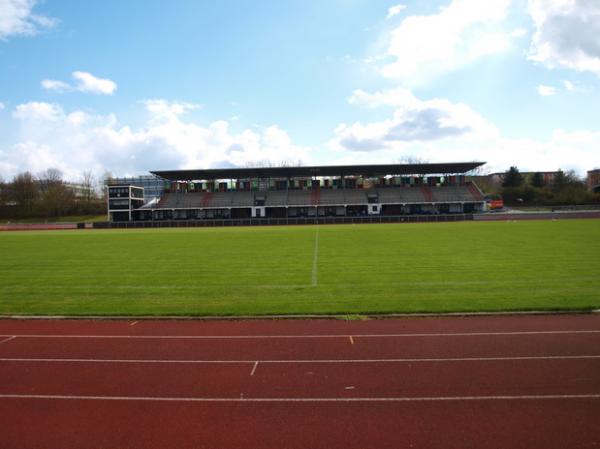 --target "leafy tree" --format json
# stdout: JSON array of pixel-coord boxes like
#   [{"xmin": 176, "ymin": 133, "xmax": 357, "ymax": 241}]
[
  {"xmin": 502, "ymin": 166, "xmax": 524, "ymax": 187},
  {"xmin": 531, "ymin": 172, "xmax": 545, "ymax": 188},
  {"xmin": 552, "ymin": 170, "xmax": 567, "ymax": 192}
]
